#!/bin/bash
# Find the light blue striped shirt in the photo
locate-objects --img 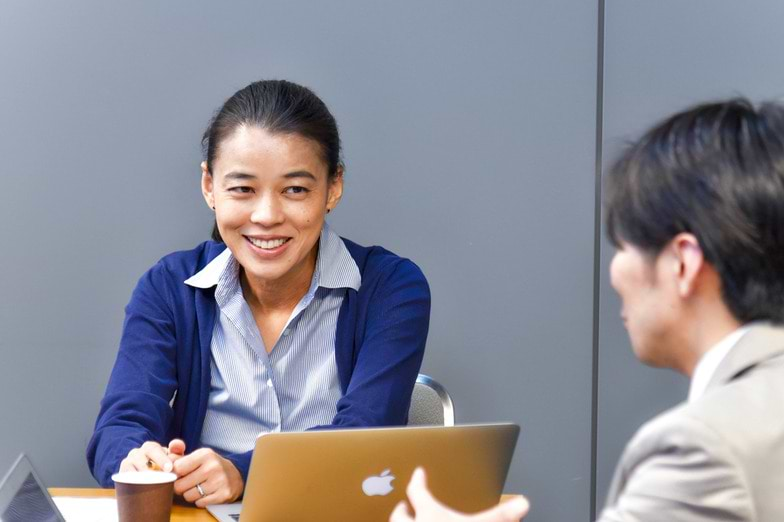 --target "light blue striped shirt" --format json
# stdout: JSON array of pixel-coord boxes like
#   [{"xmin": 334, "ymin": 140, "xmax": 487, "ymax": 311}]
[{"xmin": 184, "ymin": 224, "xmax": 361, "ymax": 455}]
